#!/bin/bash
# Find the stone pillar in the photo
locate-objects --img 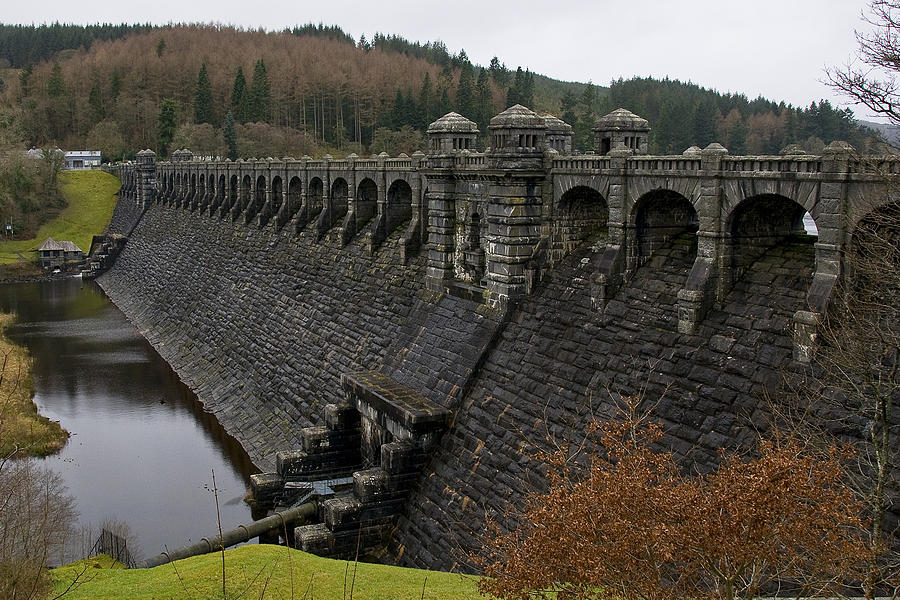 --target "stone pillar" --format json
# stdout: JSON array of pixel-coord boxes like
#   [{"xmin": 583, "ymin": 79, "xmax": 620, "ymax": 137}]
[
  {"xmin": 424, "ymin": 175, "xmax": 456, "ymax": 291},
  {"xmin": 591, "ymin": 146, "xmax": 631, "ymax": 309},
  {"xmin": 678, "ymin": 143, "xmax": 727, "ymax": 333},
  {"xmin": 792, "ymin": 141, "xmax": 852, "ymax": 362},
  {"xmin": 135, "ymin": 149, "xmax": 156, "ymax": 210},
  {"xmin": 484, "ymin": 177, "xmax": 542, "ymax": 307}
]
